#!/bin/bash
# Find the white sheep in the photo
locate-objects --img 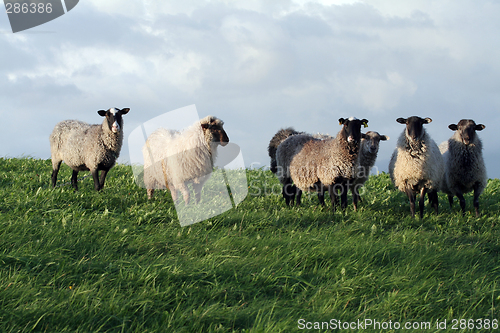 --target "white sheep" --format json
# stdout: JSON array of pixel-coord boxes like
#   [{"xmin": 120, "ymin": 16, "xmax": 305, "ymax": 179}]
[
  {"xmin": 389, "ymin": 116, "xmax": 444, "ymax": 218},
  {"xmin": 50, "ymin": 107, "xmax": 130, "ymax": 191},
  {"xmin": 276, "ymin": 117, "xmax": 368, "ymax": 210},
  {"xmin": 142, "ymin": 115, "xmax": 229, "ymax": 203},
  {"xmin": 439, "ymin": 119, "xmax": 487, "ymax": 217},
  {"xmin": 350, "ymin": 131, "xmax": 389, "ymax": 210}
]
